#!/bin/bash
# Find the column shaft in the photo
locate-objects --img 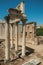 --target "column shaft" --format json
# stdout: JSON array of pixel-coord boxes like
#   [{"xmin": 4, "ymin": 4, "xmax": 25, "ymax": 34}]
[
  {"xmin": 10, "ymin": 24, "xmax": 13, "ymax": 48},
  {"xmin": 5, "ymin": 20, "xmax": 10, "ymax": 61},
  {"xmin": 15, "ymin": 23, "xmax": 18, "ymax": 51},
  {"xmin": 22, "ymin": 24, "xmax": 26, "ymax": 56}
]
